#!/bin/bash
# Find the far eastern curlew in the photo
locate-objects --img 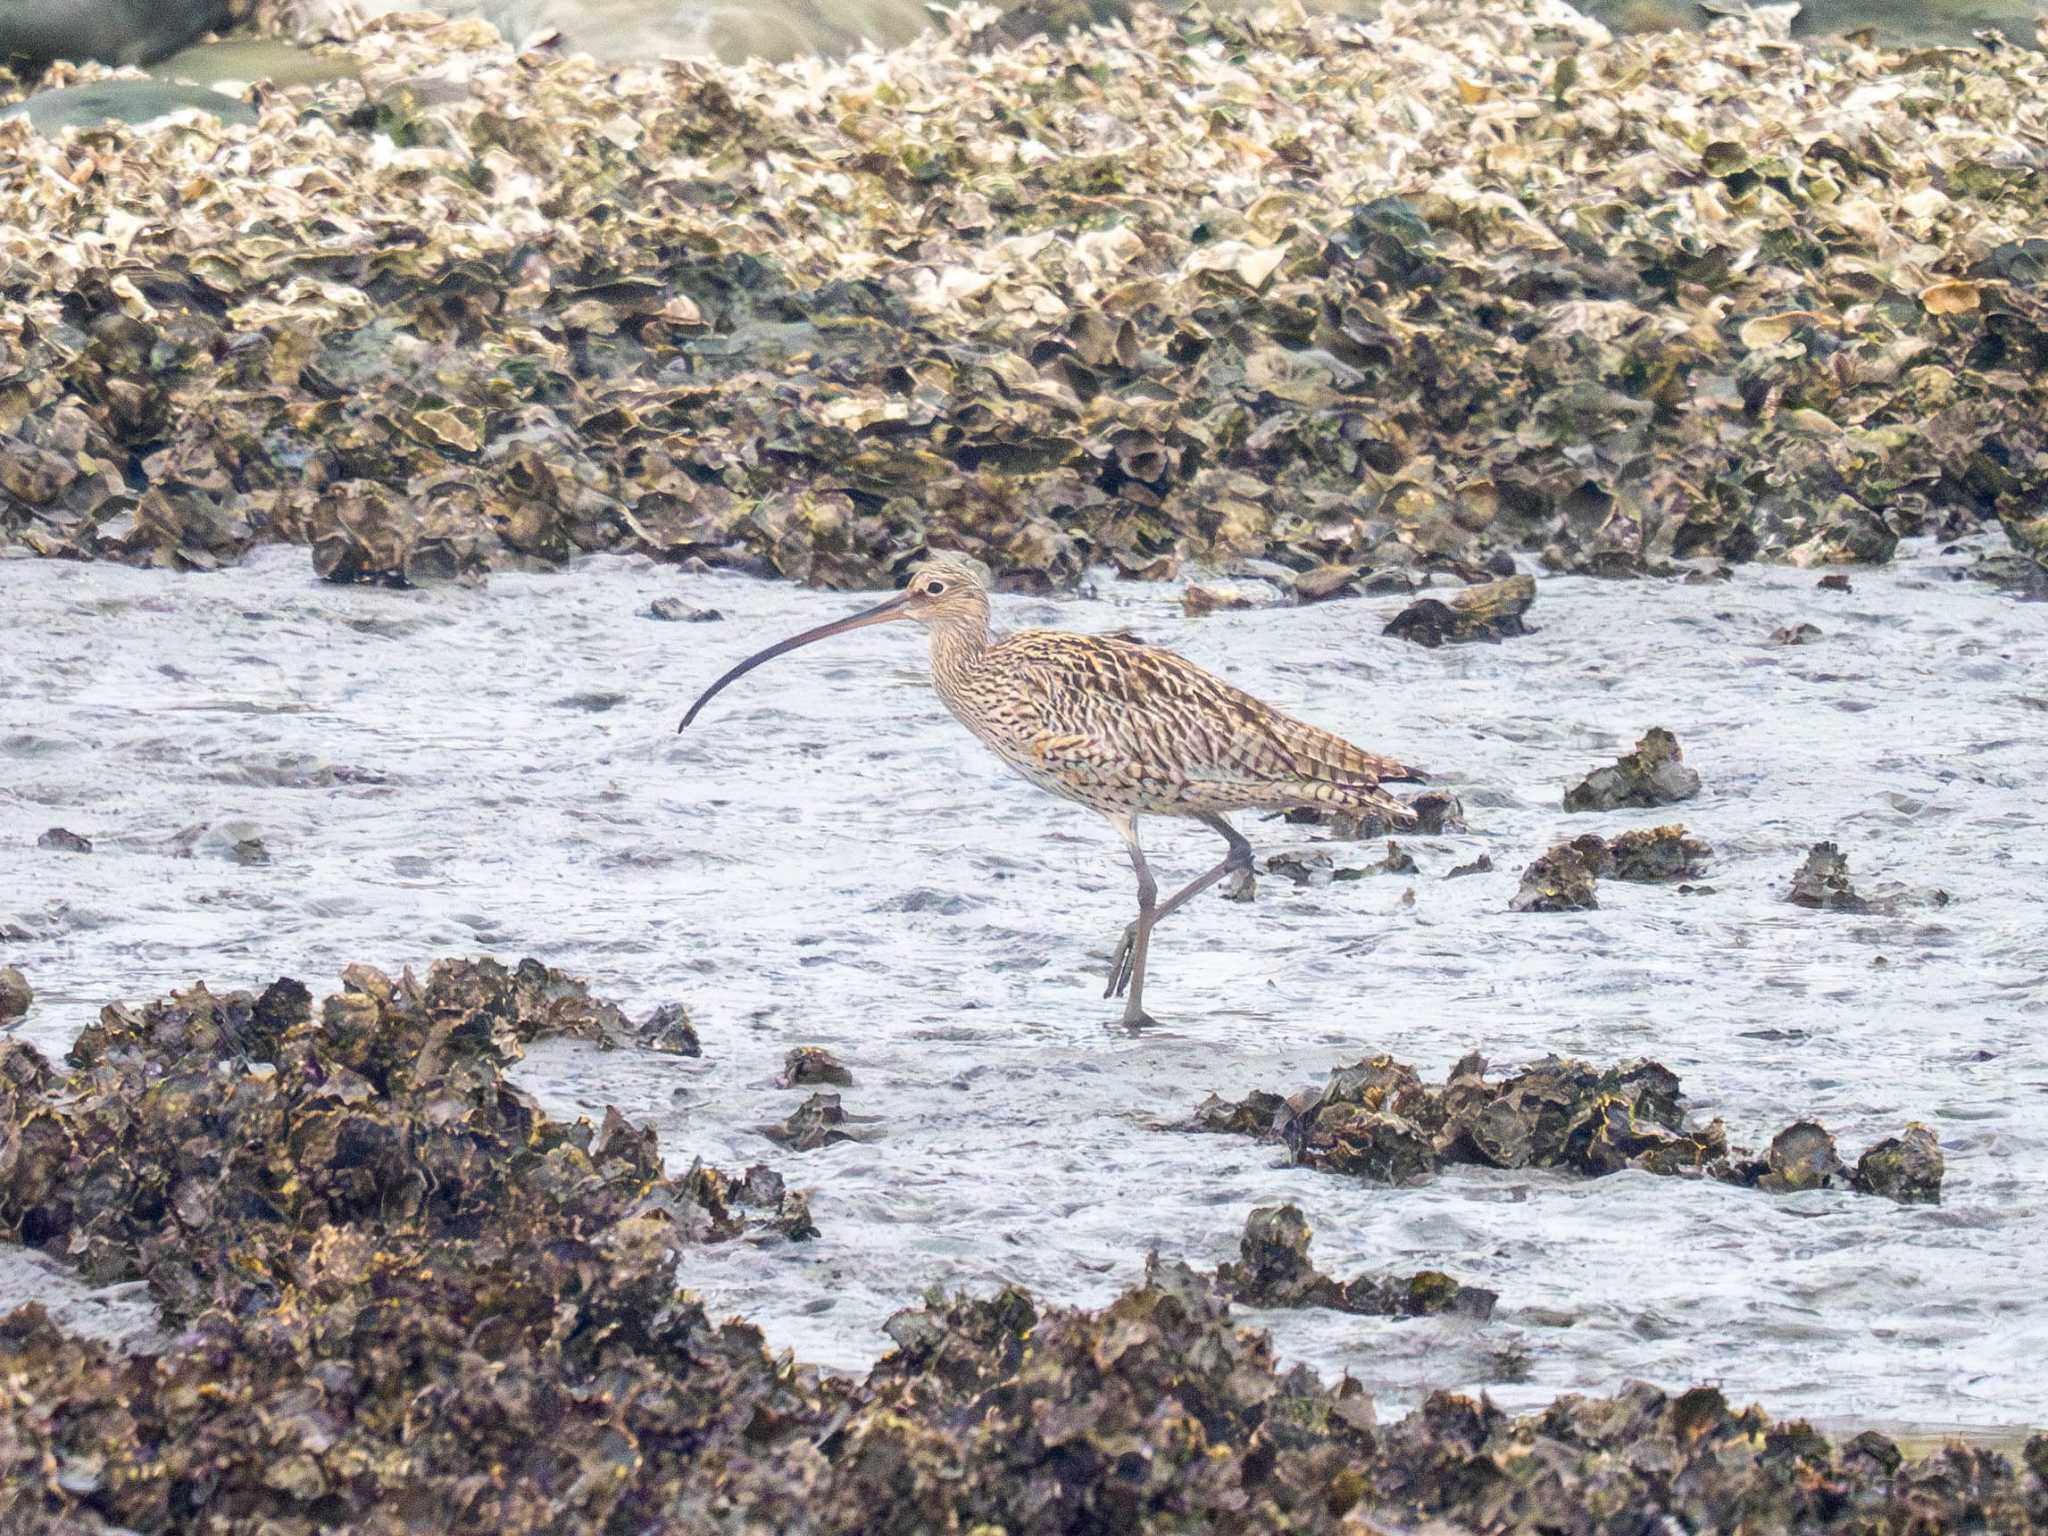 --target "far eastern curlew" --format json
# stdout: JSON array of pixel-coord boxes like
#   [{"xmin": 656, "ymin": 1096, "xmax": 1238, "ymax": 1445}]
[{"xmin": 679, "ymin": 555, "xmax": 1426, "ymax": 1027}]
